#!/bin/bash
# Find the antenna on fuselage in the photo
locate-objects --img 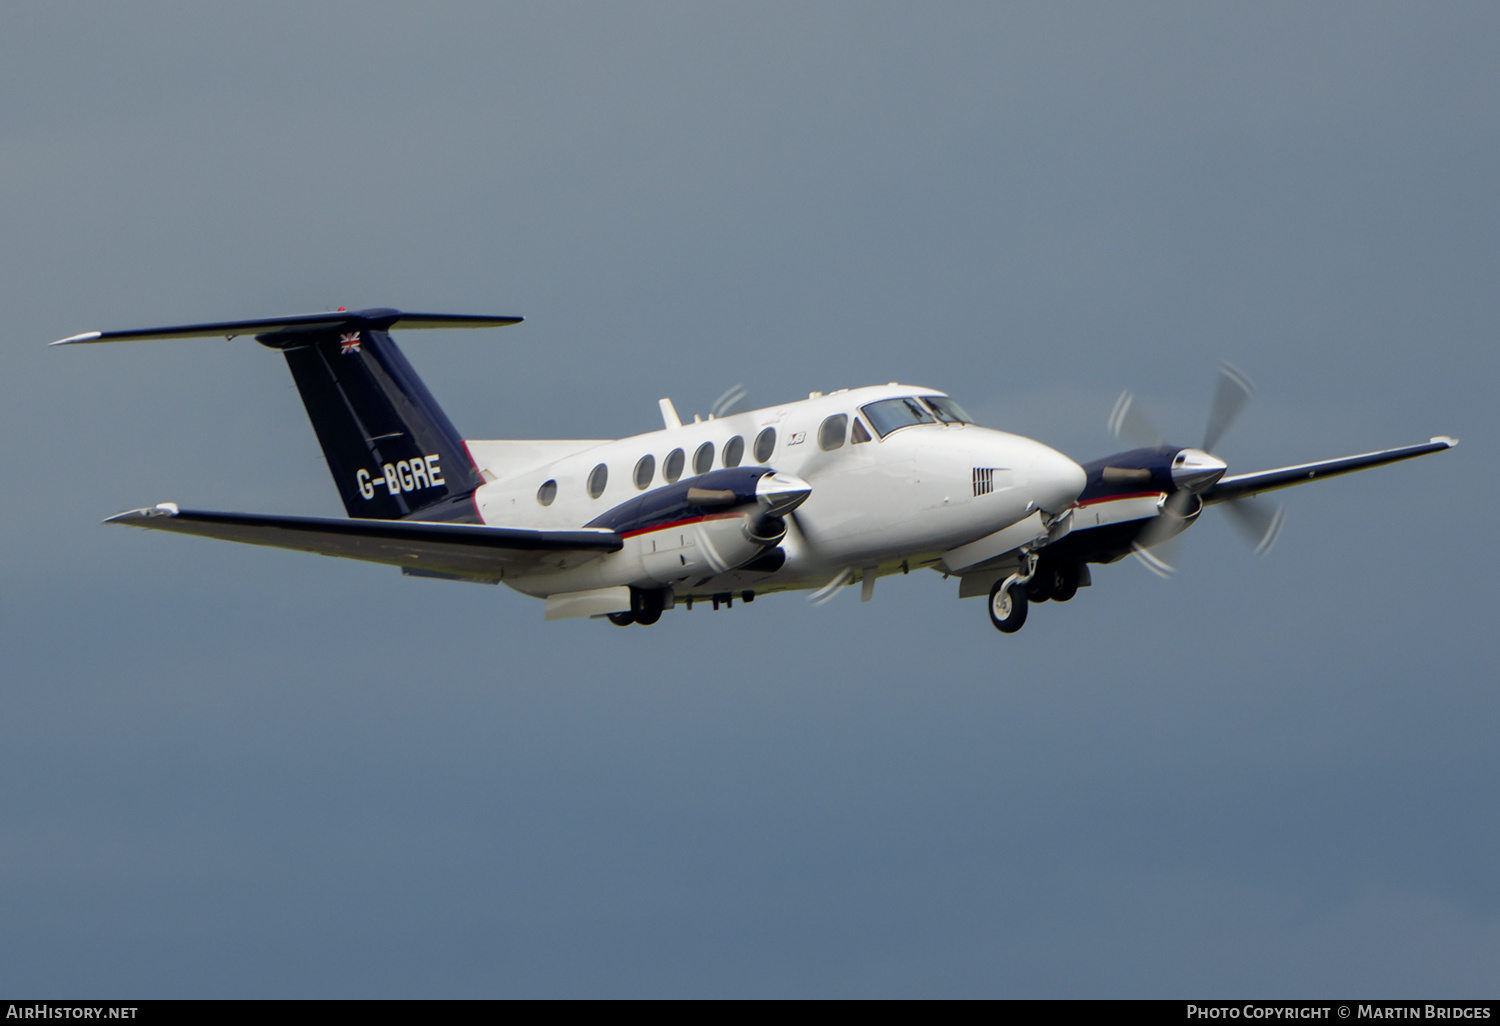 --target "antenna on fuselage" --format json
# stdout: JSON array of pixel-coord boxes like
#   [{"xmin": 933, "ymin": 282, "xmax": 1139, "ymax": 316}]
[{"xmin": 658, "ymin": 398, "xmax": 682, "ymax": 430}]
